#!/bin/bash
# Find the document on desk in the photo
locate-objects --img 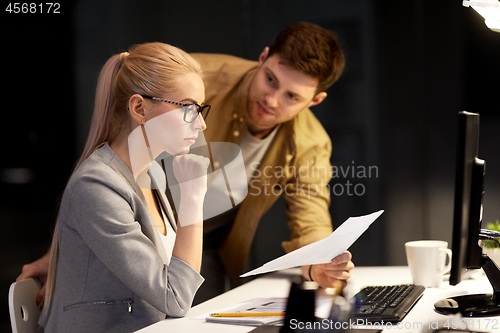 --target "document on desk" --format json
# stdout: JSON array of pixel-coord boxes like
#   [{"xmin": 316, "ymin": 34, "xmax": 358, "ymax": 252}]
[
  {"xmin": 241, "ymin": 210, "xmax": 384, "ymax": 278},
  {"xmin": 206, "ymin": 298, "xmax": 287, "ymax": 326}
]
